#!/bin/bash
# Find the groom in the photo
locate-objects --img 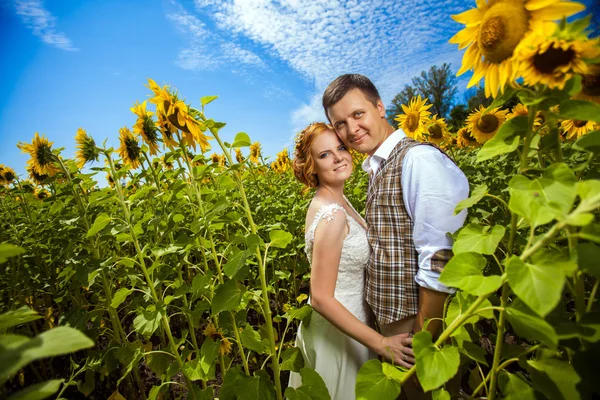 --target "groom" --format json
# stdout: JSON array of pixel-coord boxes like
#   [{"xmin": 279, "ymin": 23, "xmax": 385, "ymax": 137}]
[{"xmin": 322, "ymin": 74, "xmax": 468, "ymax": 397}]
